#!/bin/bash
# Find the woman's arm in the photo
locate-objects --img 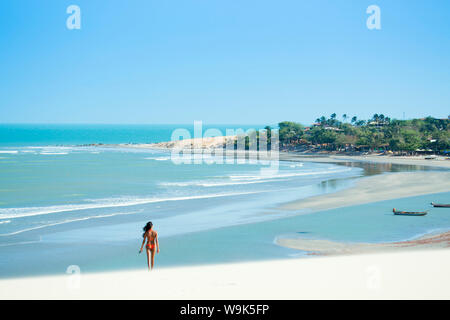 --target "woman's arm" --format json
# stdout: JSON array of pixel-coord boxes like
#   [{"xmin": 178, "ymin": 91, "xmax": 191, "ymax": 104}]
[
  {"xmin": 139, "ymin": 235, "xmax": 146, "ymax": 253},
  {"xmin": 156, "ymin": 233, "xmax": 160, "ymax": 253}
]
